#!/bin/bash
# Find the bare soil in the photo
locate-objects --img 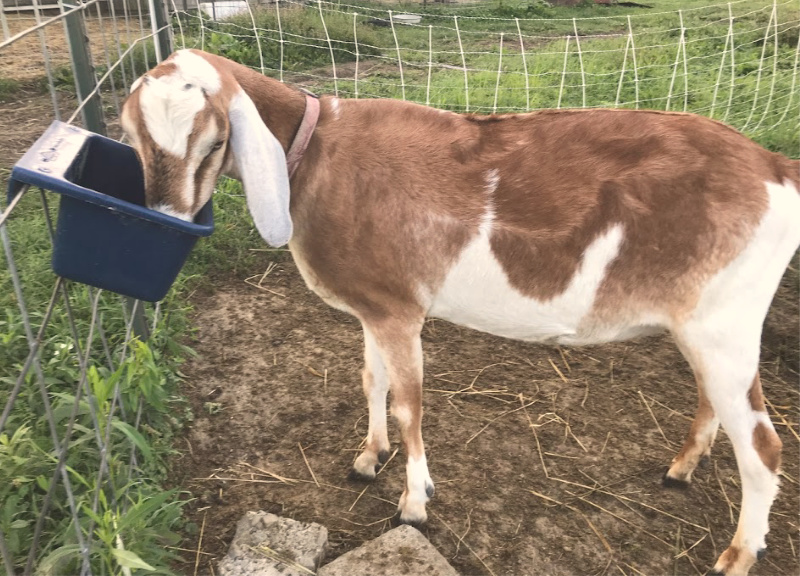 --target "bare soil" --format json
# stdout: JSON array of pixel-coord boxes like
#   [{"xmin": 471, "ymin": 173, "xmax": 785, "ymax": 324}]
[
  {"xmin": 0, "ymin": 13, "xmax": 137, "ymax": 172},
  {"xmin": 2, "ymin": 13, "xmax": 146, "ymax": 83},
  {"xmin": 169, "ymin": 253, "xmax": 799, "ymax": 576}
]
